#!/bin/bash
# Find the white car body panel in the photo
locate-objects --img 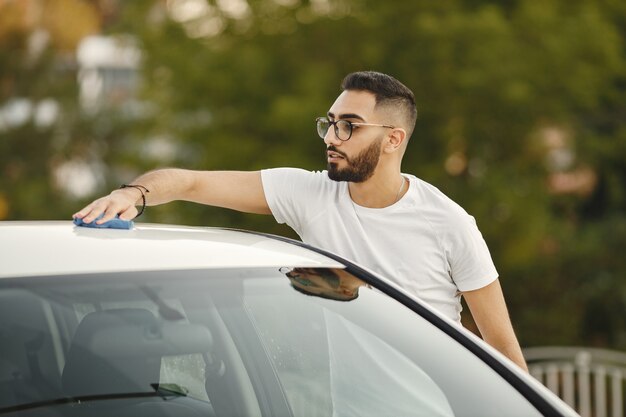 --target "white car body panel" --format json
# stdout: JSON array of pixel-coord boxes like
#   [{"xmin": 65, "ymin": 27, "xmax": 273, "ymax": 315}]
[{"xmin": 0, "ymin": 221, "xmax": 344, "ymax": 278}]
